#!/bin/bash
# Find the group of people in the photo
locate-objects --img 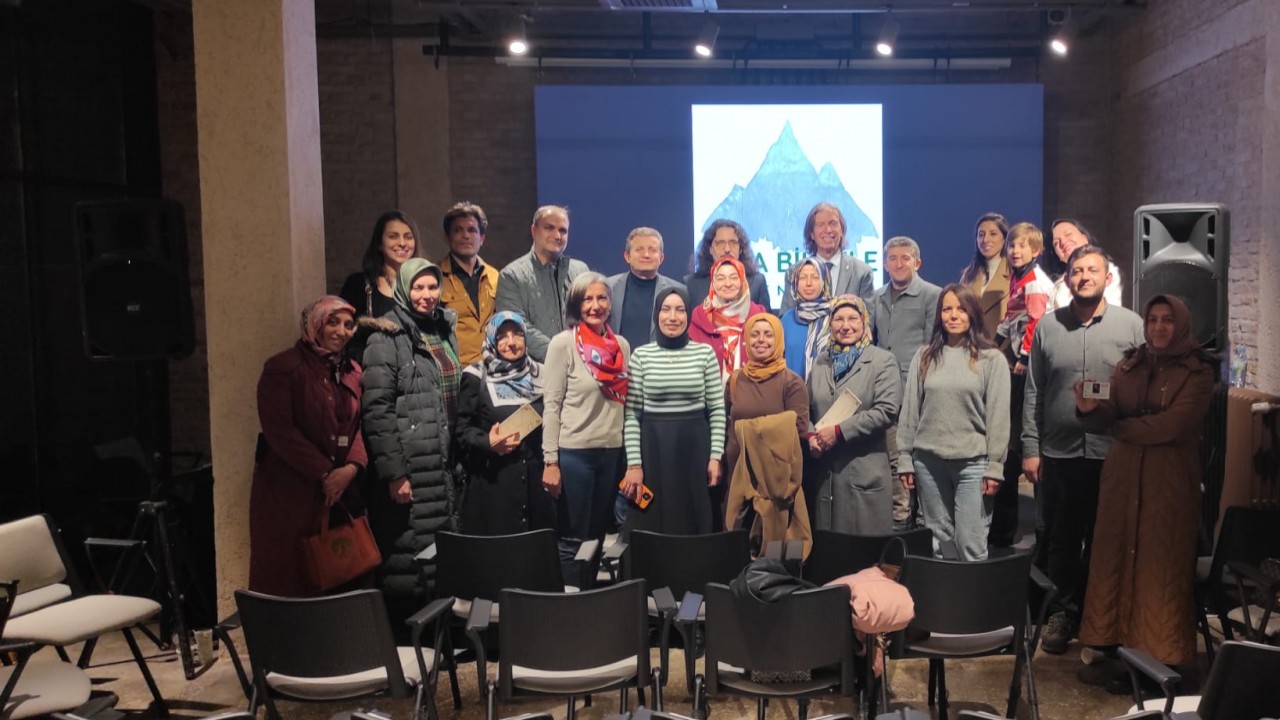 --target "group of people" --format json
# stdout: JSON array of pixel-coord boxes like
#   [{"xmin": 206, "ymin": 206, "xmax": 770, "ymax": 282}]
[{"xmin": 247, "ymin": 200, "xmax": 1218, "ymax": 682}]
